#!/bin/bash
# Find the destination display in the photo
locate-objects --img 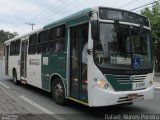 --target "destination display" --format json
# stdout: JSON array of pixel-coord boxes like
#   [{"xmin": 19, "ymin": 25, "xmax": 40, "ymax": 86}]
[{"xmin": 99, "ymin": 8, "xmax": 149, "ymax": 27}]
